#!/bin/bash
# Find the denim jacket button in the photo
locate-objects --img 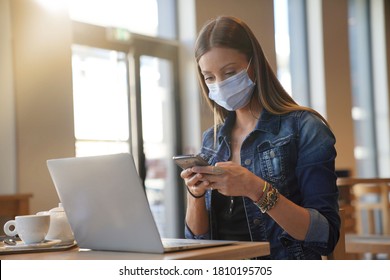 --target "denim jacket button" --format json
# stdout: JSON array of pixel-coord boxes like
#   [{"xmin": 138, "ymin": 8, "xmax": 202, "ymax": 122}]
[
  {"xmin": 253, "ymin": 218, "xmax": 261, "ymax": 225},
  {"xmin": 244, "ymin": 159, "xmax": 251, "ymax": 165},
  {"xmin": 270, "ymin": 150, "xmax": 275, "ymax": 158}
]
